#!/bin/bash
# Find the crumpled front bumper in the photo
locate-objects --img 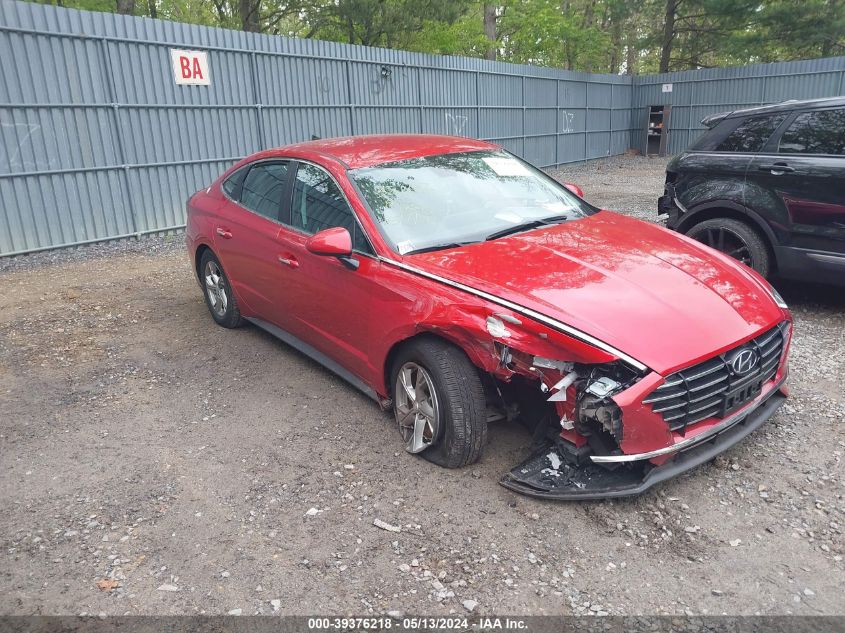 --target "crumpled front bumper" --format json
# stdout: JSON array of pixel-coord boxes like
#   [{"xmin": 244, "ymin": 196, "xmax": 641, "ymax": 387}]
[
  {"xmin": 657, "ymin": 183, "xmax": 683, "ymax": 227},
  {"xmin": 500, "ymin": 385, "xmax": 786, "ymax": 501}
]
